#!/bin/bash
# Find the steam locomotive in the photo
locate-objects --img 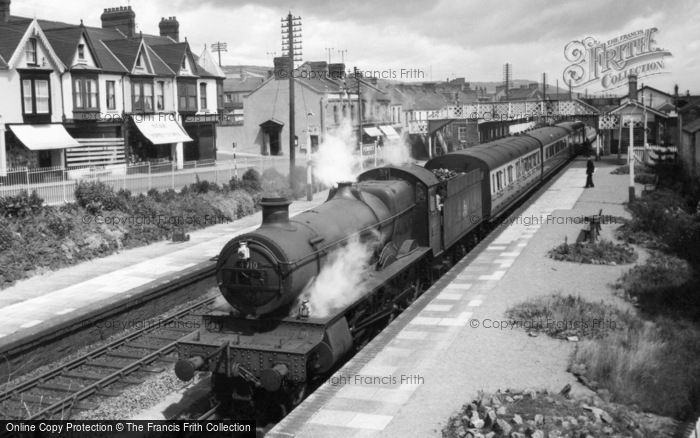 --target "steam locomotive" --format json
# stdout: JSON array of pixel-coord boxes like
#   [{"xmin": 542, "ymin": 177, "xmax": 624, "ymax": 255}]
[{"xmin": 174, "ymin": 121, "xmax": 588, "ymax": 416}]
